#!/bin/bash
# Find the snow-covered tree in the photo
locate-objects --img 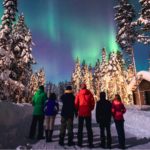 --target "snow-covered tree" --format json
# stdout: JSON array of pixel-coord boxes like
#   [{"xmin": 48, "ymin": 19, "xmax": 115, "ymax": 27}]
[
  {"xmin": 114, "ymin": 0, "xmax": 137, "ymax": 69},
  {"xmin": 107, "ymin": 51, "xmax": 133, "ymax": 104},
  {"xmin": 114, "ymin": 0, "xmax": 136, "ymax": 50},
  {"xmin": 8, "ymin": 14, "xmax": 36, "ymax": 102},
  {"xmin": 37, "ymin": 68, "xmax": 45, "ymax": 86},
  {"xmin": 12, "ymin": 14, "xmax": 35, "ymax": 81},
  {"xmin": 93, "ymin": 48, "xmax": 108, "ymax": 100},
  {"xmin": 93, "ymin": 59, "xmax": 101, "ymax": 99},
  {"xmin": 72, "ymin": 49, "xmax": 134, "ymax": 104},
  {"xmin": 100, "ymin": 48, "xmax": 109, "ymax": 94},
  {"xmin": 71, "ymin": 57, "xmax": 82, "ymax": 94},
  {"xmin": 136, "ymin": 0, "xmax": 150, "ymax": 44},
  {"xmin": 27, "ymin": 69, "xmax": 46, "ymax": 103},
  {"xmin": 0, "ymin": 0, "xmax": 19, "ymax": 101},
  {"xmin": 88, "ymin": 65, "xmax": 94, "ymax": 94},
  {"xmin": 72, "ymin": 58, "xmax": 95, "ymax": 95},
  {"xmin": 80, "ymin": 60, "xmax": 86, "ymax": 83}
]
